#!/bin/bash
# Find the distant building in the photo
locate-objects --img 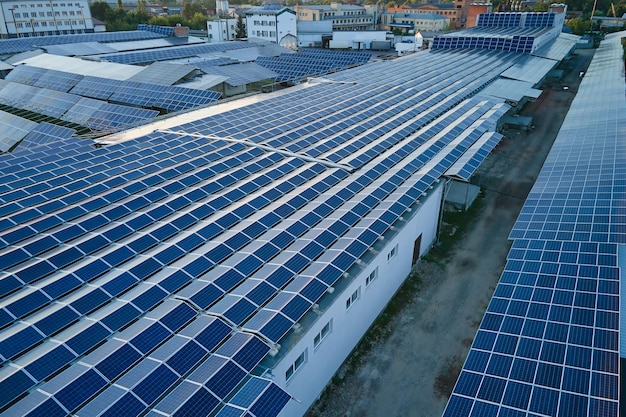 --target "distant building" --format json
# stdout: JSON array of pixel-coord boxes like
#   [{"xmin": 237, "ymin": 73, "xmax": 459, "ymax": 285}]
[
  {"xmin": 207, "ymin": 18, "xmax": 239, "ymax": 42},
  {"xmin": 386, "ymin": 2, "xmax": 468, "ymax": 29},
  {"xmin": 246, "ymin": 5, "xmax": 296, "ymax": 45},
  {"xmin": 466, "ymin": 2, "xmax": 492, "ymax": 28},
  {"xmin": 0, "ymin": 0, "xmax": 94, "ymax": 39},
  {"xmin": 294, "ymin": 3, "xmax": 375, "ymax": 31},
  {"xmin": 381, "ymin": 12, "xmax": 450, "ymax": 32}
]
